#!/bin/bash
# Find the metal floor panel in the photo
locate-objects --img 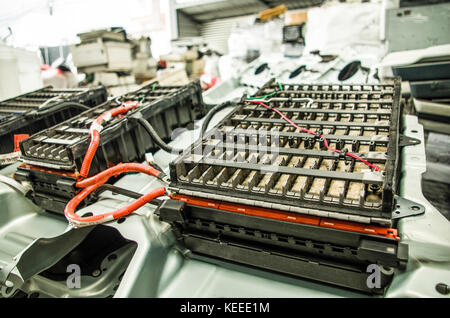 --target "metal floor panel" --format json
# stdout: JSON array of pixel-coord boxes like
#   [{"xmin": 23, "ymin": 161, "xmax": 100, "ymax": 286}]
[{"xmin": 0, "ymin": 113, "xmax": 447, "ymax": 297}]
